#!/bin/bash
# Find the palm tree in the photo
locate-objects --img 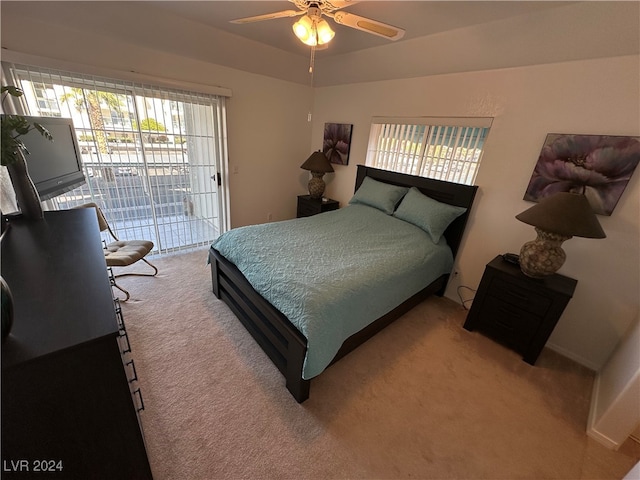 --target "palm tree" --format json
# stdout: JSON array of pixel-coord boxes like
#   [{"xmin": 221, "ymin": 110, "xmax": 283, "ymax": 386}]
[
  {"xmin": 60, "ymin": 88, "xmax": 124, "ymax": 181},
  {"xmin": 60, "ymin": 88, "xmax": 124, "ymax": 155}
]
